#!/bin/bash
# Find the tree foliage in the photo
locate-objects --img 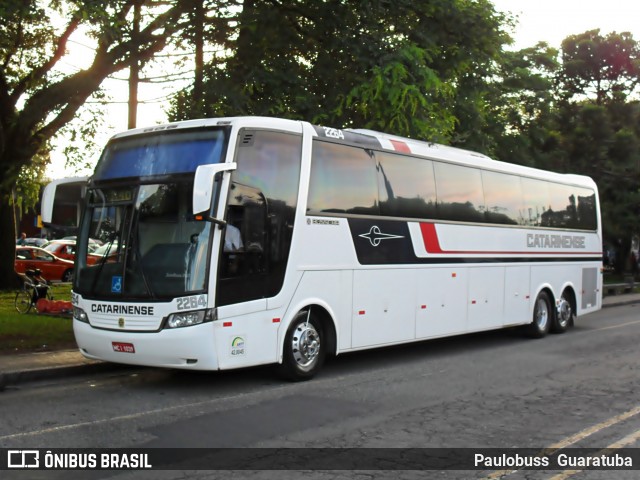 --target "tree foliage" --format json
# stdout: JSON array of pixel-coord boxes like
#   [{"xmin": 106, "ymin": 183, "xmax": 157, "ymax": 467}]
[
  {"xmin": 558, "ymin": 29, "xmax": 640, "ymax": 105},
  {"xmin": 0, "ymin": 0, "xmax": 193, "ymax": 288},
  {"xmin": 169, "ymin": 0, "xmax": 509, "ymax": 140}
]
